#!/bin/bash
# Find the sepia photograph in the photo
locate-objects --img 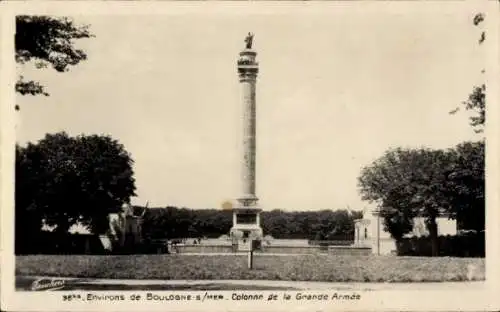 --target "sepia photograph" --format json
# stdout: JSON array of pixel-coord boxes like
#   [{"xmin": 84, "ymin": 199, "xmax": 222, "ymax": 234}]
[{"xmin": 1, "ymin": 2, "xmax": 498, "ymax": 311}]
